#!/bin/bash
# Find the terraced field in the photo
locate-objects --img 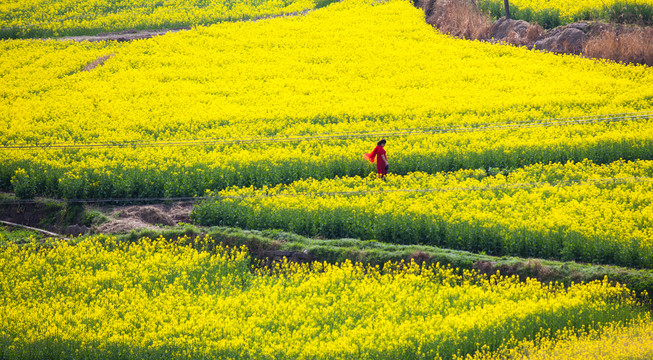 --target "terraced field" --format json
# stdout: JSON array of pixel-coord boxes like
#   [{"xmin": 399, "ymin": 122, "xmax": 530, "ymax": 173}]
[
  {"xmin": 2, "ymin": 0, "xmax": 653, "ymax": 358},
  {"xmin": 192, "ymin": 160, "xmax": 653, "ymax": 267},
  {"xmin": 0, "ymin": 236, "xmax": 649, "ymax": 359},
  {"xmin": 2, "ymin": 0, "xmax": 652, "ymax": 199}
]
